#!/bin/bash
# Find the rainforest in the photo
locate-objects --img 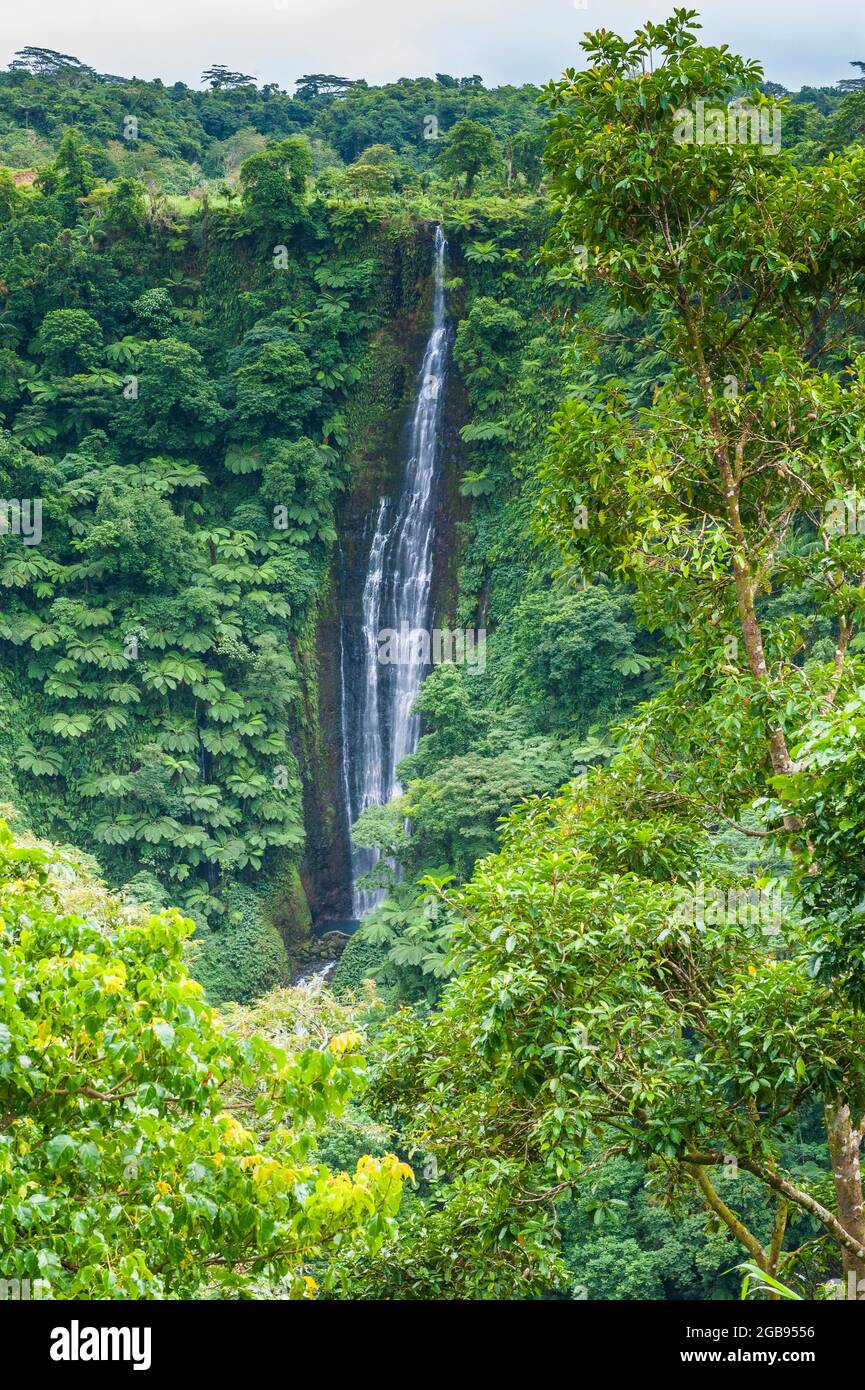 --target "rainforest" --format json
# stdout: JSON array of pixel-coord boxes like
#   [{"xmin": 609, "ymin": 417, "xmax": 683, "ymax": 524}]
[{"xmin": 2, "ymin": 9, "xmax": 865, "ymax": 1314}]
